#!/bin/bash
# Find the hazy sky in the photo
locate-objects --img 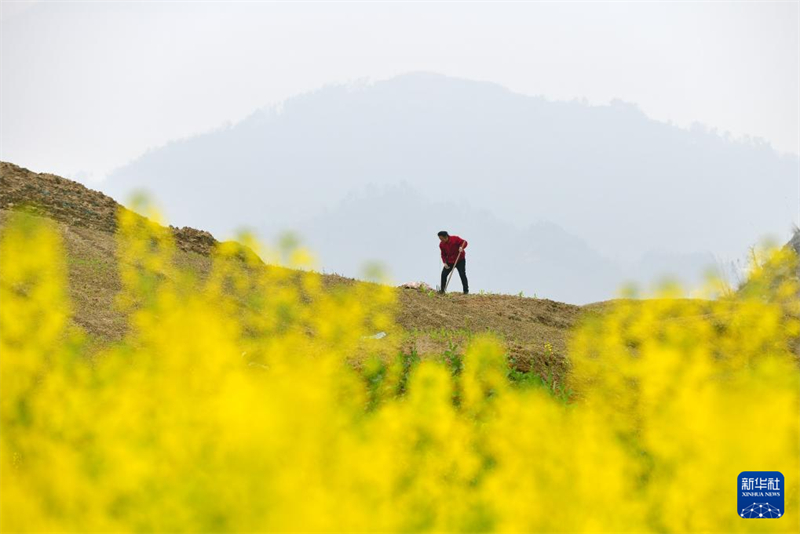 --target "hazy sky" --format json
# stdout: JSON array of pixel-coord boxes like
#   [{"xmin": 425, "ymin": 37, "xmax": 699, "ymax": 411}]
[{"xmin": 1, "ymin": 0, "xmax": 798, "ymax": 184}]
